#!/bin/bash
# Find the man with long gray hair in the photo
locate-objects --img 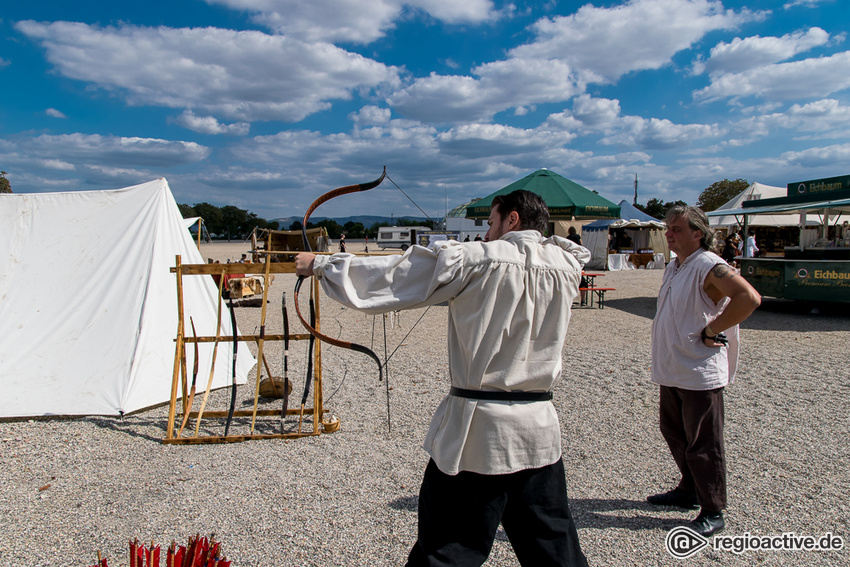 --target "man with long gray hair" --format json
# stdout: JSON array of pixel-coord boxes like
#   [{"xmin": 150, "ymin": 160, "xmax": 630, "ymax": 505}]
[{"xmin": 647, "ymin": 205, "xmax": 761, "ymax": 536}]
